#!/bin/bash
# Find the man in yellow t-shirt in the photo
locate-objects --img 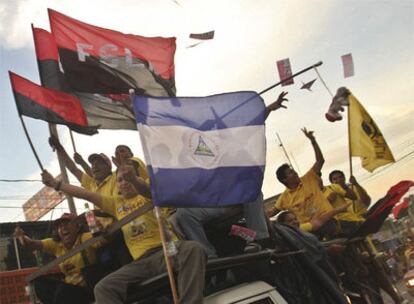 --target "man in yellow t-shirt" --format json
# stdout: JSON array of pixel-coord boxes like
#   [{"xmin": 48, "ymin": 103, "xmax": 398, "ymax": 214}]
[
  {"xmin": 323, "ymin": 183, "xmax": 365, "ymax": 236},
  {"xmin": 275, "ymin": 128, "xmax": 342, "ymax": 238},
  {"xmin": 329, "ymin": 170, "xmax": 371, "ymax": 216},
  {"xmin": 14, "ymin": 213, "xmax": 102, "ymax": 304},
  {"xmin": 41, "ymin": 164, "xmax": 206, "ymax": 304}
]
